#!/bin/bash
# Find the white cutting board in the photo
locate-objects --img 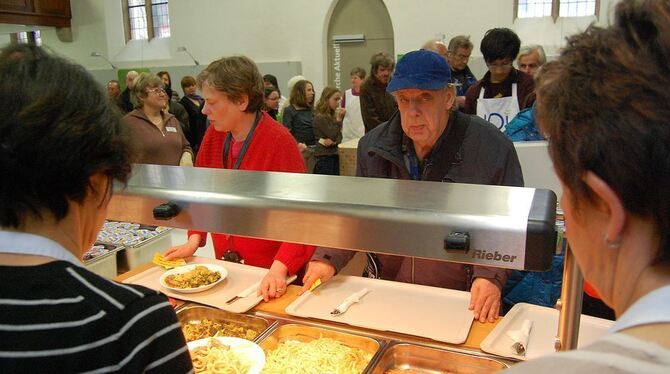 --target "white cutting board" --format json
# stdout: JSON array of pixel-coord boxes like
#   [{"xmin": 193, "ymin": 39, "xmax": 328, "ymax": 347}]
[
  {"xmin": 480, "ymin": 302, "xmax": 613, "ymax": 360},
  {"xmin": 122, "ymin": 257, "xmax": 286, "ymax": 313},
  {"xmin": 285, "ymin": 275, "xmax": 475, "ymax": 344}
]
